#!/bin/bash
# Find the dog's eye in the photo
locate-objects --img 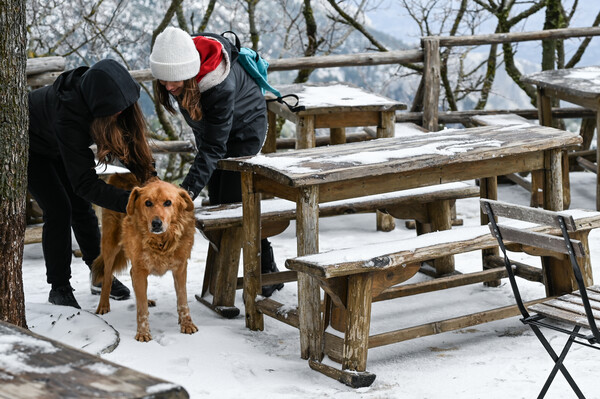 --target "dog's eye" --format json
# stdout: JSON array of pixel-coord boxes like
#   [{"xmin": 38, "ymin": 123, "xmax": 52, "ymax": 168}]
[
  {"xmin": 145, "ymin": 200, "xmax": 153, "ymax": 207},
  {"xmin": 164, "ymin": 200, "xmax": 172, "ymax": 207}
]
